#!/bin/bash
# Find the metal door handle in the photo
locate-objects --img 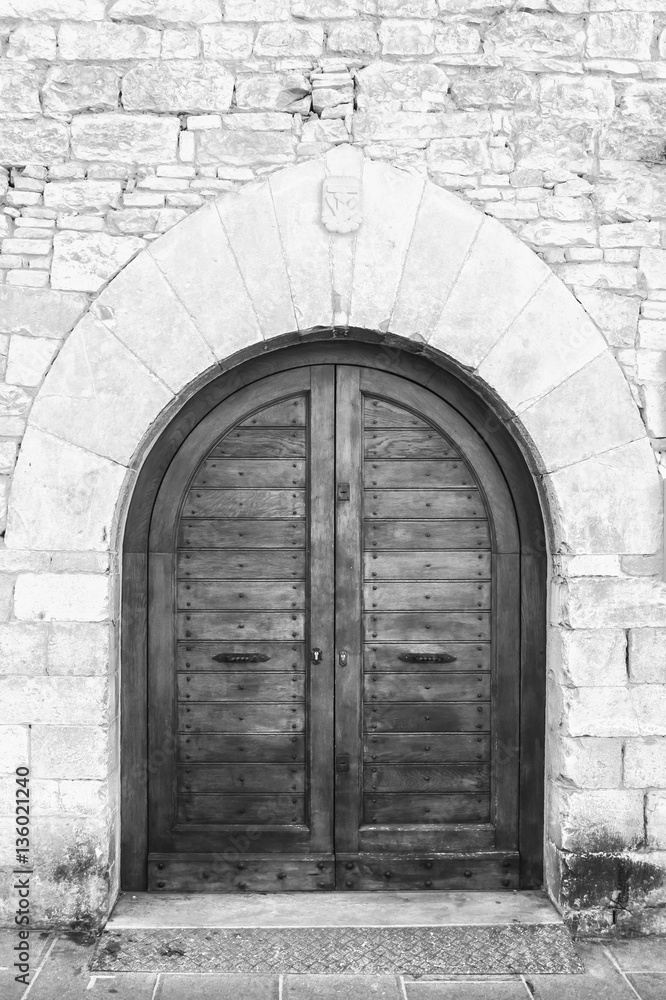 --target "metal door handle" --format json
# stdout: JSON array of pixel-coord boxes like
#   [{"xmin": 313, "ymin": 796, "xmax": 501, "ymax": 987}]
[{"xmin": 339, "ymin": 650, "xmax": 348, "ymax": 667}]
